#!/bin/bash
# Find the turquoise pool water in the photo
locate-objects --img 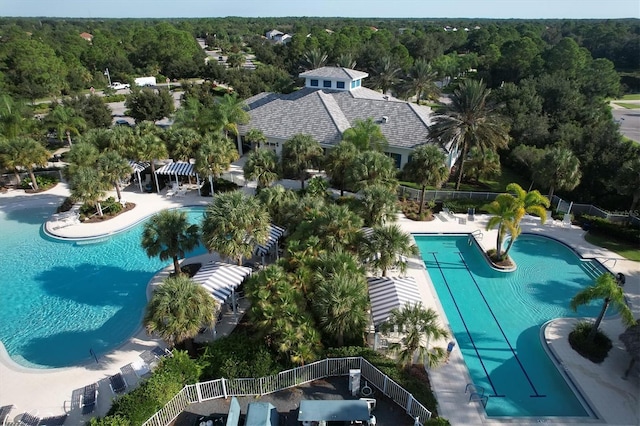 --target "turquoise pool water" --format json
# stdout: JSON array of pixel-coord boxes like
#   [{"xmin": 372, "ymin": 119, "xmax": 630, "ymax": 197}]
[
  {"xmin": 415, "ymin": 234, "xmax": 607, "ymax": 418},
  {"xmin": 0, "ymin": 203, "xmax": 206, "ymax": 368}
]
